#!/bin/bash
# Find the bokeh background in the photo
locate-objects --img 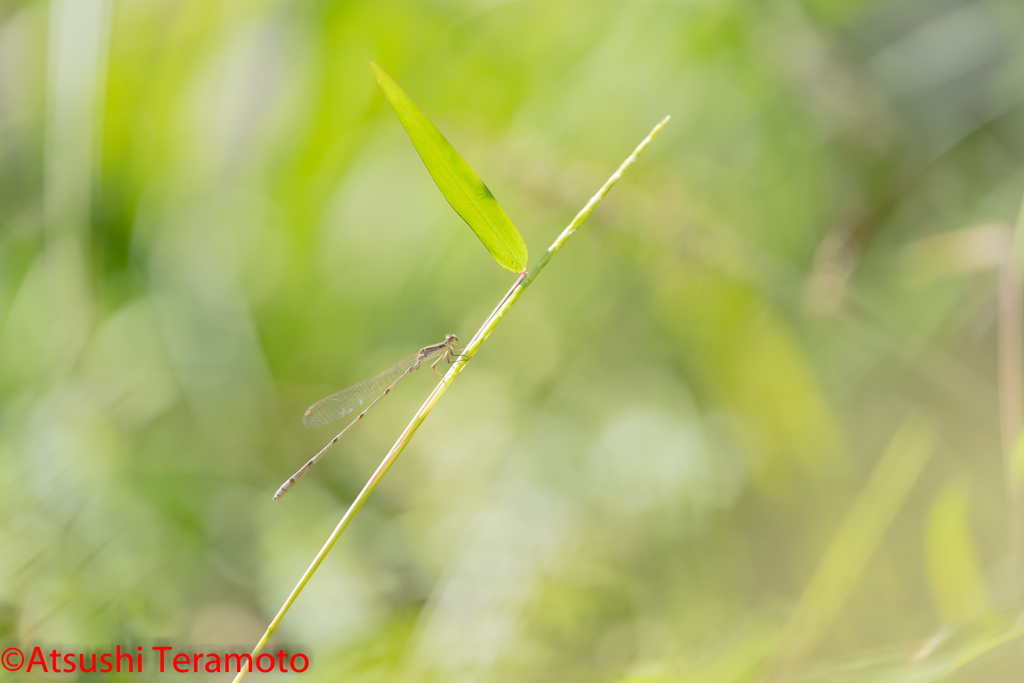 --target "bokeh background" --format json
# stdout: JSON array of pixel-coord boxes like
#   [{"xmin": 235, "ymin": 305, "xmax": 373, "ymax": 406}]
[{"xmin": 3, "ymin": 0, "xmax": 1024, "ymax": 680}]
